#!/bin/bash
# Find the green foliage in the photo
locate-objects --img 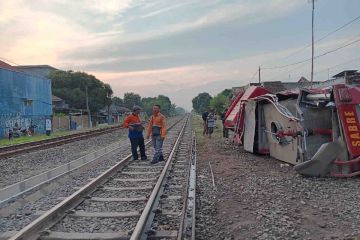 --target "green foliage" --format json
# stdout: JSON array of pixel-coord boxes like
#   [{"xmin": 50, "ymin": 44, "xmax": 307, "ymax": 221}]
[
  {"xmin": 141, "ymin": 97, "xmax": 156, "ymax": 116},
  {"xmin": 175, "ymin": 106, "xmax": 186, "ymax": 115},
  {"xmin": 49, "ymin": 70, "xmax": 113, "ymax": 113},
  {"xmin": 141, "ymin": 95, "xmax": 173, "ymax": 117},
  {"xmin": 210, "ymin": 89, "xmax": 233, "ymax": 115},
  {"xmin": 156, "ymin": 95, "xmax": 172, "ymax": 116},
  {"xmin": 192, "ymin": 92, "xmax": 212, "ymax": 114},
  {"xmin": 54, "ymin": 112, "xmax": 66, "ymax": 117},
  {"xmin": 123, "ymin": 92, "xmax": 141, "ymax": 109},
  {"xmin": 220, "ymin": 89, "xmax": 233, "ymax": 99},
  {"xmin": 210, "ymin": 94, "xmax": 228, "ymax": 115},
  {"xmin": 210, "ymin": 88, "xmax": 232, "ymax": 114},
  {"xmin": 112, "ymin": 97, "xmax": 123, "ymax": 106}
]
